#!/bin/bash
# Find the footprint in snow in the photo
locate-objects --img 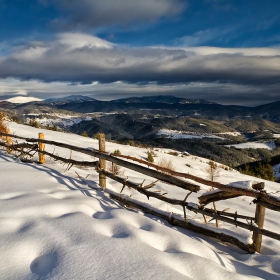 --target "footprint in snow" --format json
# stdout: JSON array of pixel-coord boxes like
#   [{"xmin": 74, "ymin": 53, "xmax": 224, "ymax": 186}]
[
  {"xmin": 92, "ymin": 211, "xmax": 113, "ymax": 219},
  {"xmin": 30, "ymin": 251, "xmax": 58, "ymax": 276}
]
